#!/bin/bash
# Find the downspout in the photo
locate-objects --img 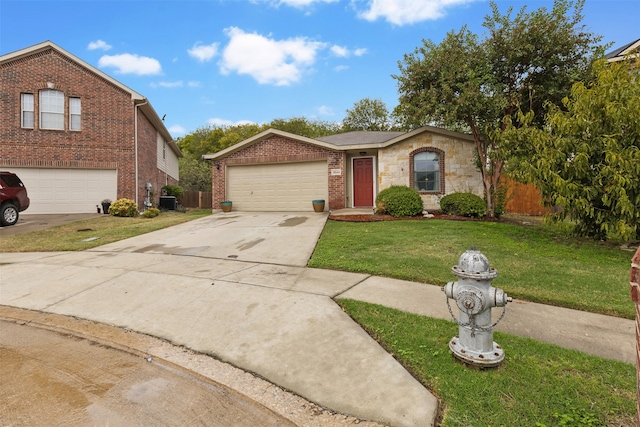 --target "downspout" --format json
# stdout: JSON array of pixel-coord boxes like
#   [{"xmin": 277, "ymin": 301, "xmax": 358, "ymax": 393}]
[{"xmin": 134, "ymin": 99, "xmax": 148, "ymax": 206}]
